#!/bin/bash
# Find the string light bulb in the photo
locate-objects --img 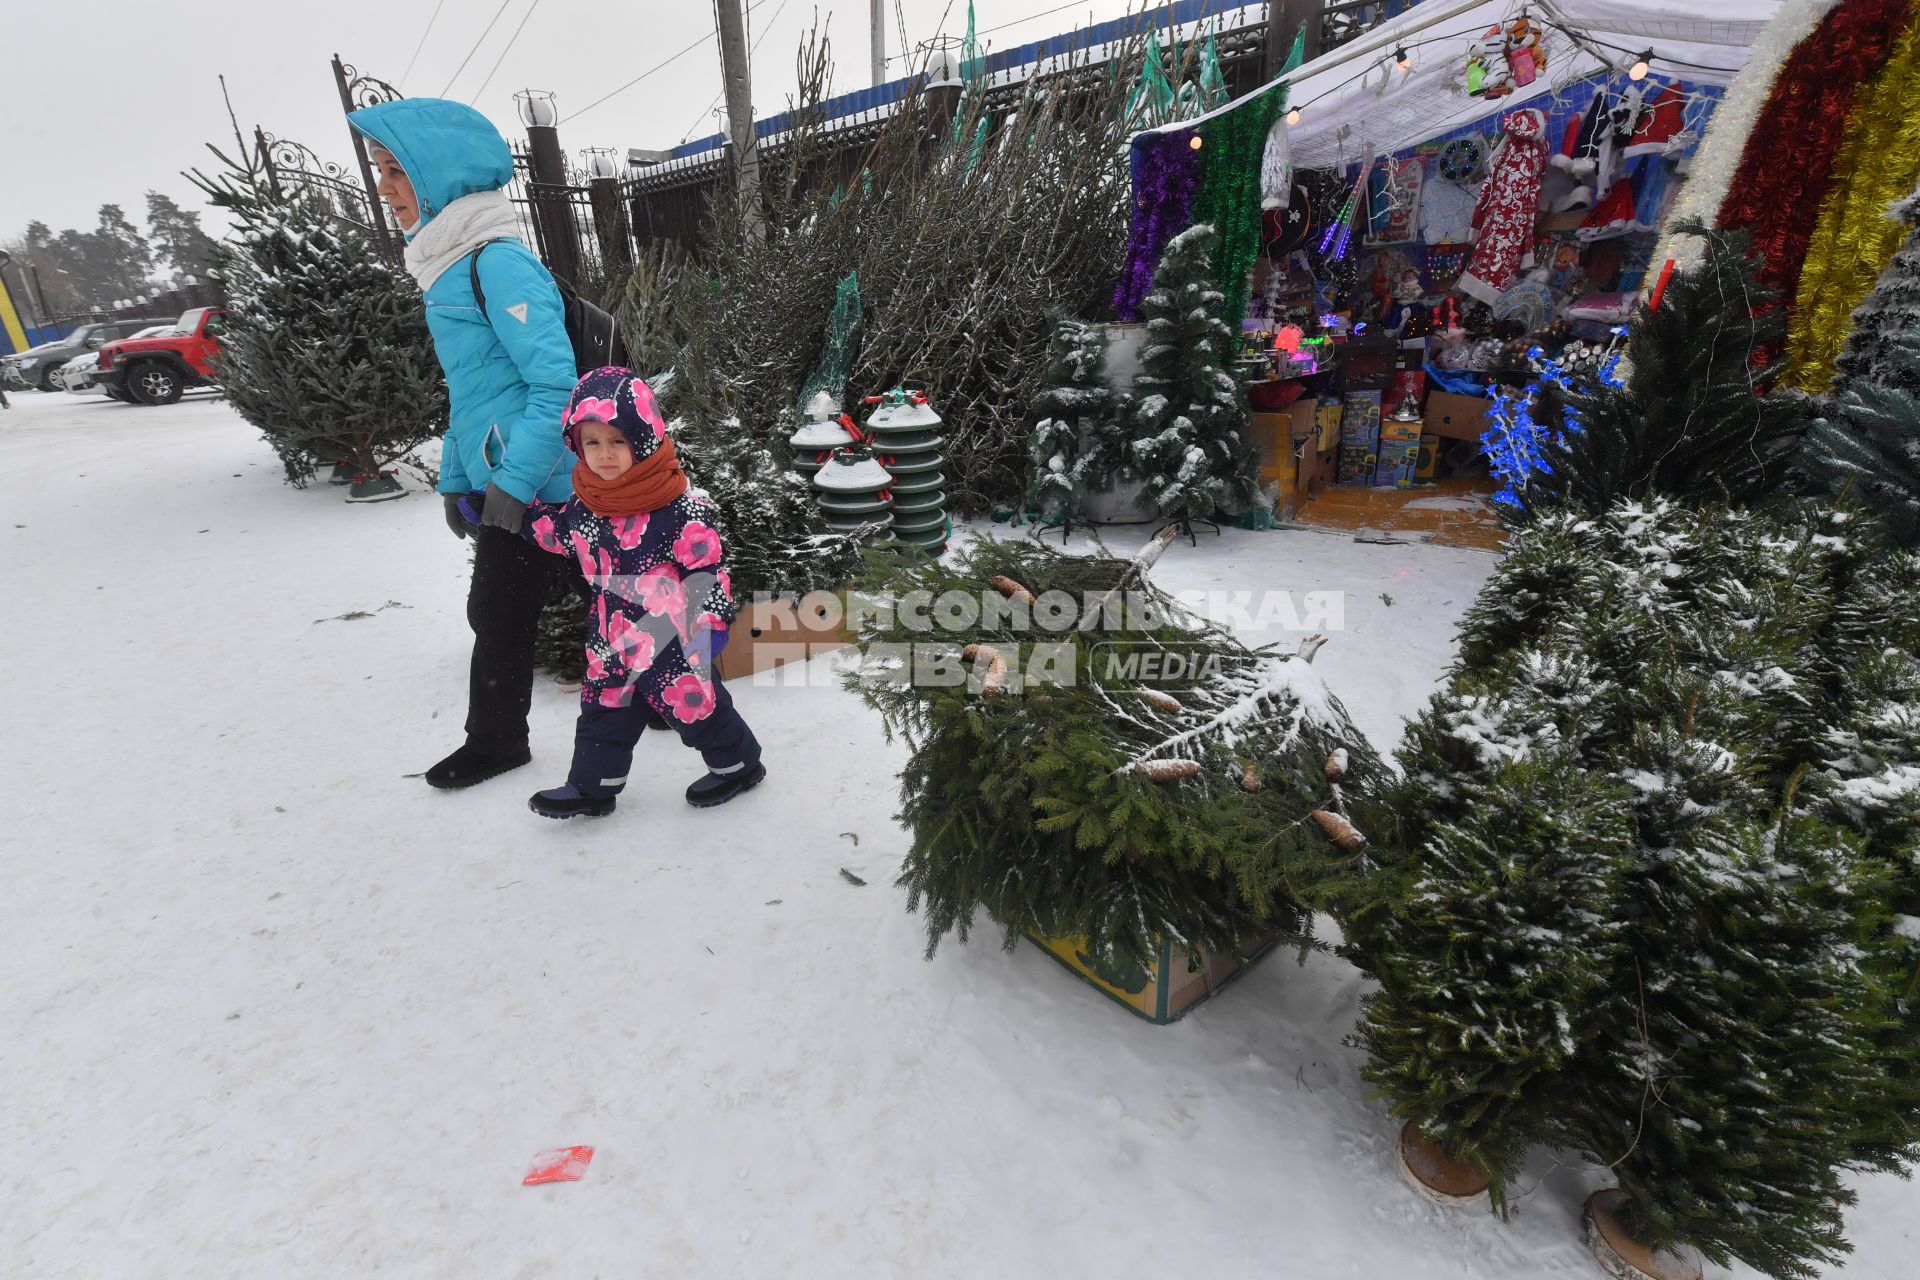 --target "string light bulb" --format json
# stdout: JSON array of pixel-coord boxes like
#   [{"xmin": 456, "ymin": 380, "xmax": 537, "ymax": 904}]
[
  {"xmin": 1286, "ymin": 106, "xmax": 1301, "ymax": 126},
  {"xmin": 1189, "ymin": 135, "xmax": 1203, "ymax": 150},
  {"xmin": 1629, "ymin": 50, "xmax": 1652, "ymax": 81},
  {"xmin": 1395, "ymin": 46, "xmax": 1411, "ymax": 72}
]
